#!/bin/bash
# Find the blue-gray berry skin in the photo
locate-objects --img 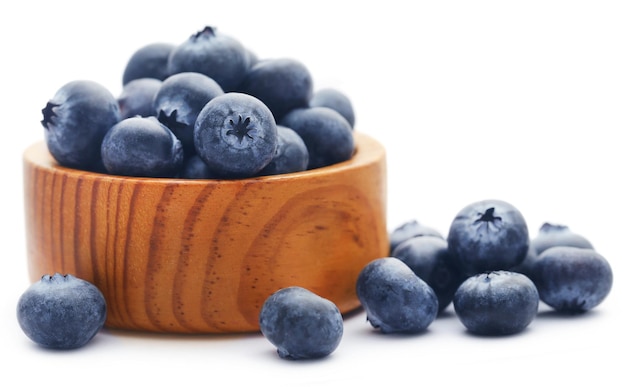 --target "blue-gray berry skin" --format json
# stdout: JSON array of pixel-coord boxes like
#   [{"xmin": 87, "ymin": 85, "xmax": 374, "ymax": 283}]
[
  {"xmin": 391, "ymin": 236, "xmax": 466, "ymax": 313},
  {"xmin": 259, "ymin": 286, "xmax": 343, "ymax": 360},
  {"xmin": 257, "ymin": 125, "xmax": 309, "ymax": 176},
  {"xmin": 180, "ymin": 154, "xmax": 222, "ymax": 179},
  {"xmin": 532, "ymin": 246, "xmax": 612, "ymax": 313},
  {"xmin": 532, "ymin": 223, "xmax": 594, "ymax": 256},
  {"xmin": 193, "ymin": 92, "xmax": 278, "ymax": 178},
  {"xmin": 167, "ymin": 26, "xmax": 251, "ymax": 92},
  {"xmin": 154, "ymin": 72, "xmax": 224, "ymax": 155},
  {"xmin": 101, "ymin": 116, "xmax": 183, "ymax": 177},
  {"xmin": 122, "ymin": 42, "xmax": 175, "ymax": 85},
  {"xmin": 389, "ymin": 219, "xmax": 444, "ymax": 254},
  {"xmin": 356, "ymin": 257, "xmax": 439, "ymax": 334},
  {"xmin": 309, "ymin": 88, "xmax": 355, "ymax": 128},
  {"xmin": 238, "ymin": 58, "xmax": 313, "ymax": 122},
  {"xmin": 279, "ymin": 107, "xmax": 354, "ymax": 170},
  {"xmin": 117, "ymin": 78, "xmax": 162, "ymax": 119},
  {"xmin": 16, "ymin": 273, "xmax": 107, "ymax": 350},
  {"xmin": 41, "ymin": 80, "xmax": 121, "ymax": 170},
  {"xmin": 453, "ymin": 271, "xmax": 539, "ymax": 336},
  {"xmin": 447, "ymin": 199, "xmax": 529, "ymax": 276}
]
